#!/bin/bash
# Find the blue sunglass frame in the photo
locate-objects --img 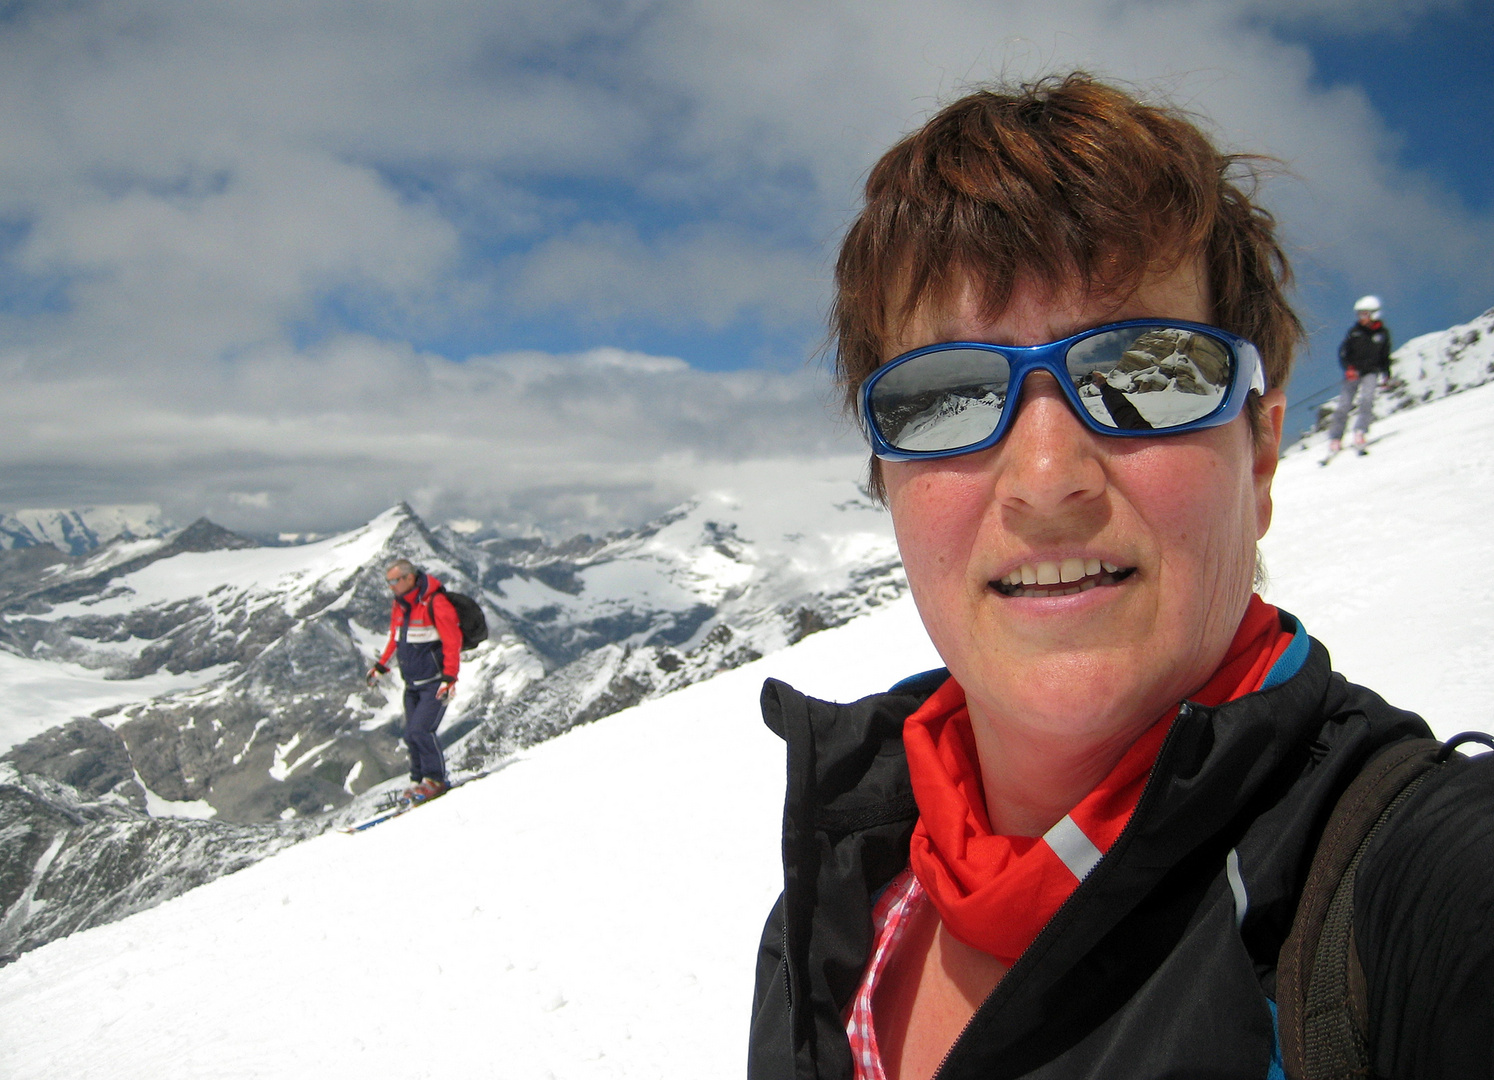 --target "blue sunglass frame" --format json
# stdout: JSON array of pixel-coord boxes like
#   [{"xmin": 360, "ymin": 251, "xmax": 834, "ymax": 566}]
[{"xmin": 859, "ymin": 318, "xmax": 1267, "ymax": 462}]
